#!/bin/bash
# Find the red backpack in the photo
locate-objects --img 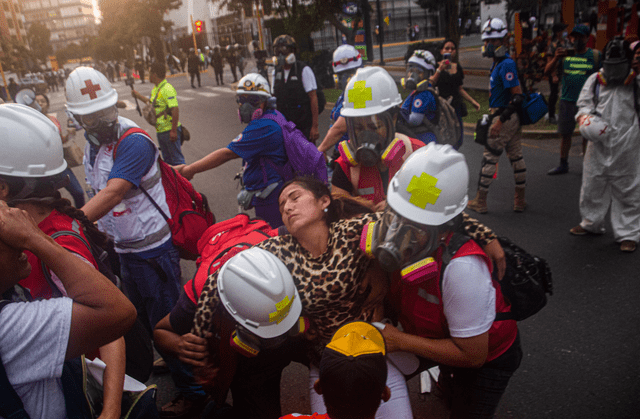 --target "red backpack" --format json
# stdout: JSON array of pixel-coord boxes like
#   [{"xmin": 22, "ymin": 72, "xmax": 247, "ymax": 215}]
[
  {"xmin": 115, "ymin": 128, "xmax": 215, "ymax": 259},
  {"xmin": 184, "ymin": 214, "xmax": 276, "ymax": 304}
]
